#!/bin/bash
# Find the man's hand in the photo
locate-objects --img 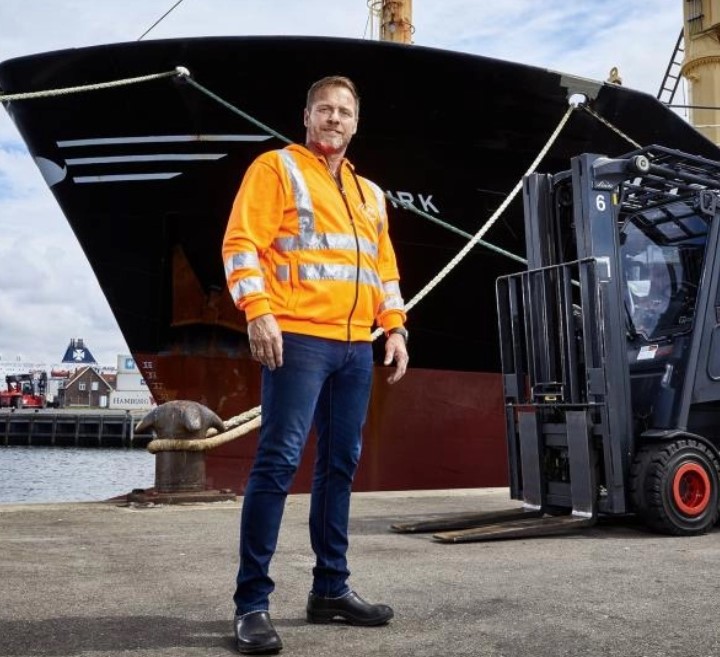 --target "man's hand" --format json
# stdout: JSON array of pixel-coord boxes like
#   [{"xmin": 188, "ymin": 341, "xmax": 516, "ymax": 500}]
[
  {"xmin": 248, "ymin": 314, "xmax": 283, "ymax": 370},
  {"xmin": 384, "ymin": 333, "xmax": 408, "ymax": 384}
]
